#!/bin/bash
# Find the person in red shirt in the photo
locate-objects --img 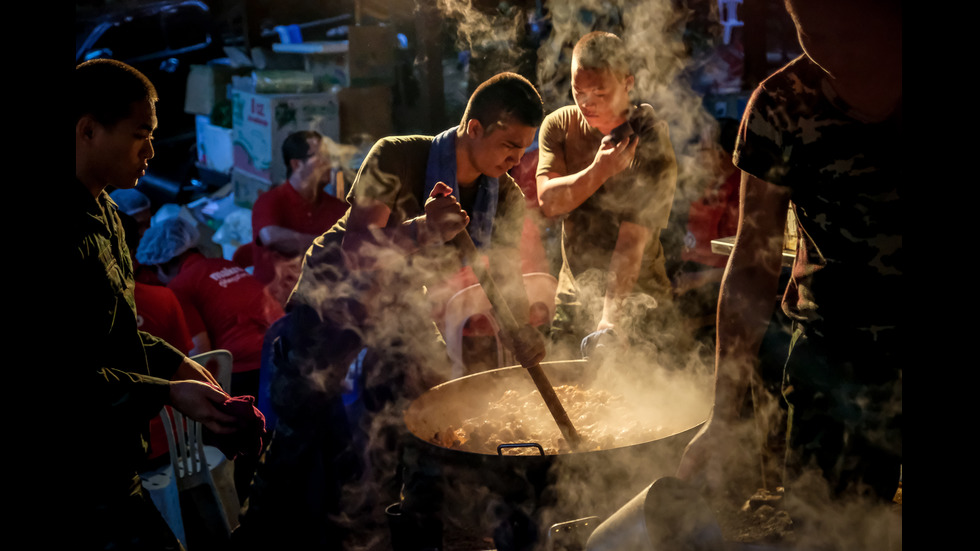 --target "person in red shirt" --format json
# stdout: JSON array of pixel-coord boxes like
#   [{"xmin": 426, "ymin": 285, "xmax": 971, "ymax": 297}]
[
  {"xmin": 136, "ymin": 216, "xmax": 285, "ymax": 400},
  {"xmin": 251, "ymin": 130, "xmax": 349, "ymax": 305}
]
